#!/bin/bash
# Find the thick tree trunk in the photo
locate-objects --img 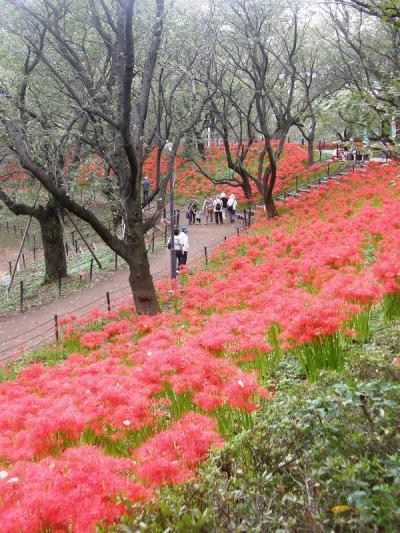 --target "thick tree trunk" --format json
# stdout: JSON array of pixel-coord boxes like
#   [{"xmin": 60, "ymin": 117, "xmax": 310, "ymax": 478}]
[
  {"xmin": 263, "ymin": 161, "xmax": 278, "ymax": 219},
  {"xmin": 126, "ymin": 231, "xmax": 161, "ymax": 315},
  {"xmin": 242, "ymin": 176, "xmax": 253, "ymax": 199},
  {"xmin": 39, "ymin": 207, "xmax": 67, "ymax": 281},
  {"xmin": 265, "ymin": 196, "xmax": 278, "ymax": 219}
]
